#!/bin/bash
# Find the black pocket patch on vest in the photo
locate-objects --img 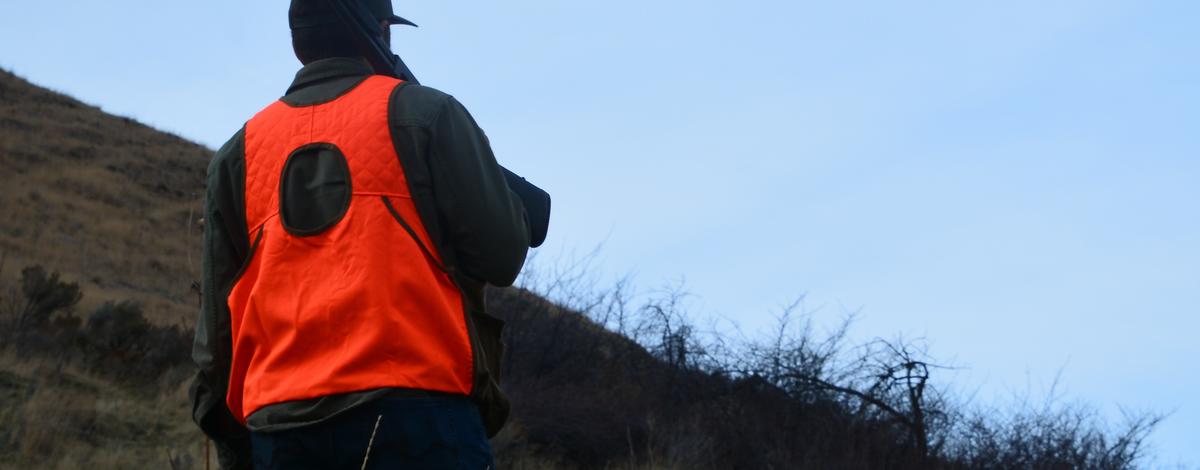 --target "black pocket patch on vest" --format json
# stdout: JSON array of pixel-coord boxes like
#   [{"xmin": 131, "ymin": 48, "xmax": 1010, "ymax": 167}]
[{"xmin": 280, "ymin": 143, "xmax": 352, "ymax": 236}]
